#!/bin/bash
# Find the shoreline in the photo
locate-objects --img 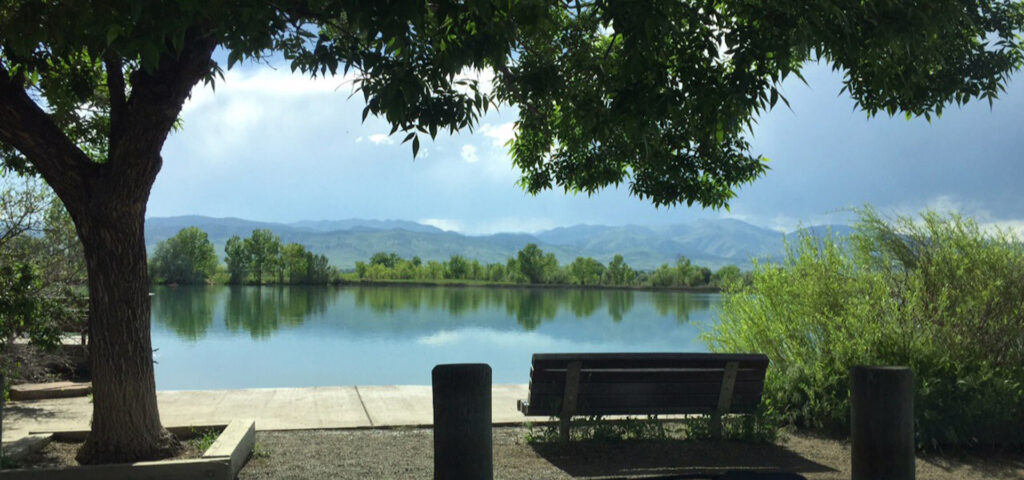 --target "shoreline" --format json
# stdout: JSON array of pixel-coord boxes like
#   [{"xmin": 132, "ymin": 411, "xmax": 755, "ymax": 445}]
[{"xmin": 155, "ymin": 280, "xmax": 723, "ymax": 294}]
